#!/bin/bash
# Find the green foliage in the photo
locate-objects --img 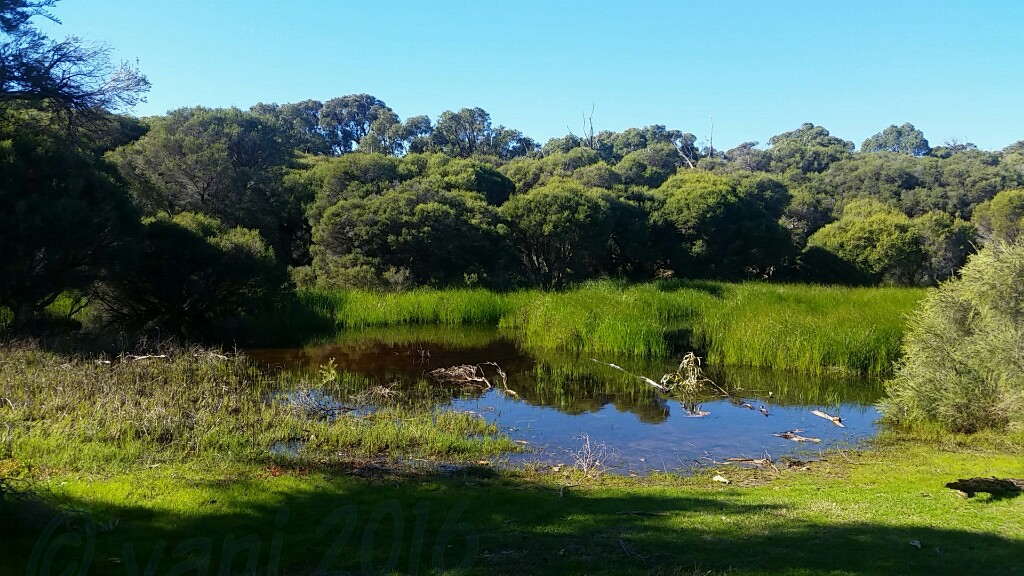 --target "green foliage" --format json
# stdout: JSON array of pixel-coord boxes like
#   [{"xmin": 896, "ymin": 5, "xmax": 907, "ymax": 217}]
[
  {"xmin": 654, "ymin": 171, "xmax": 792, "ymax": 278},
  {"xmin": 311, "ymin": 182, "xmax": 504, "ymax": 289},
  {"xmin": 806, "ymin": 200, "xmax": 976, "ymax": 286},
  {"xmin": 861, "ymin": 122, "xmax": 931, "ymax": 156},
  {"xmin": 973, "ymin": 188, "xmax": 1024, "ymax": 245},
  {"xmin": 427, "ymin": 107, "xmax": 536, "ymax": 159},
  {"xmin": 694, "ymin": 283, "xmax": 922, "ymax": 375},
  {"xmin": 882, "ymin": 241, "xmax": 1024, "ymax": 433},
  {"xmin": 767, "ymin": 123, "xmax": 854, "ymax": 174},
  {"xmin": 806, "ymin": 200, "xmax": 926, "ymax": 285},
  {"xmin": 0, "ymin": 111, "xmax": 137, "ymax": 328},
  {"xmin": 107, "ymin": 106, "xmax": 303, "ymax": 262},
  {"xmin": 499, "ymin": 179, "xmax": 612, "ymax": 288},
  {"xmin": 296, "ymin": 281, "xmax": 923, "ymax": 374},
  {"xmin": 614, "ymin": 142, "xmax": 682, "ymax": 187},
  {"xmin": 97, "ymin": 212, "xmax": 289, "ymax": 338}
]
